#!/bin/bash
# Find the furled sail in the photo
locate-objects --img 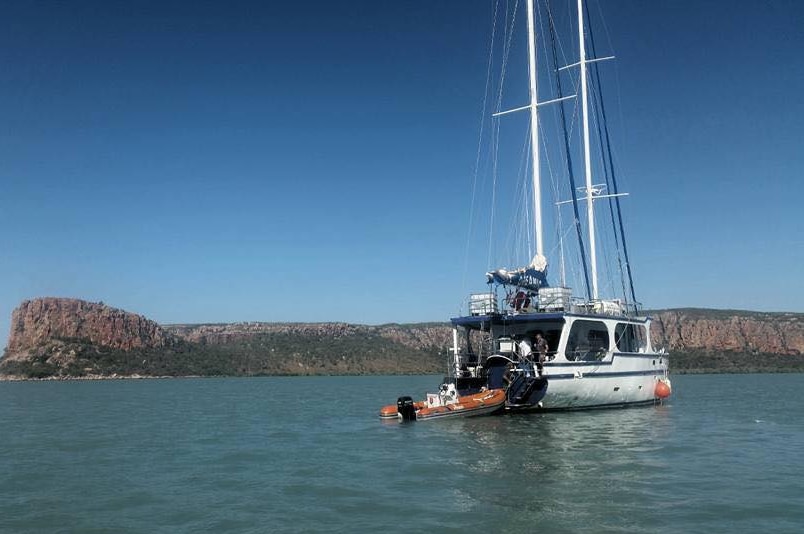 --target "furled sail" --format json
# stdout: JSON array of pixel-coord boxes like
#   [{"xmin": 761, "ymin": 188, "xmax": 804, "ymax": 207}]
[{"xmin": 486, "ymin": 254, "xmax": 549, "ymax": 291}]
